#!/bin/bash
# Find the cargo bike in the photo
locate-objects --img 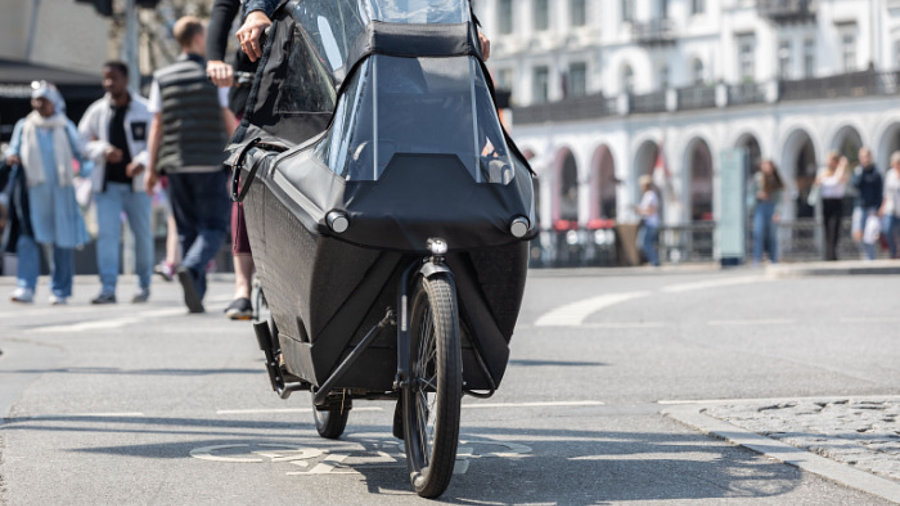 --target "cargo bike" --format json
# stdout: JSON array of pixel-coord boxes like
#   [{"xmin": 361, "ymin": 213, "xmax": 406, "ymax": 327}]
[{"xmin": 226, "ymin": 0, "xmax": 535, "ymax": 497}]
